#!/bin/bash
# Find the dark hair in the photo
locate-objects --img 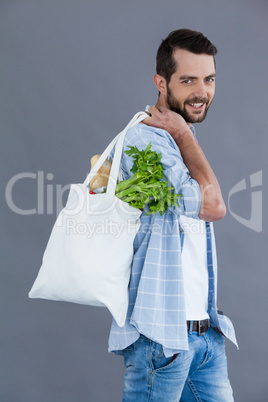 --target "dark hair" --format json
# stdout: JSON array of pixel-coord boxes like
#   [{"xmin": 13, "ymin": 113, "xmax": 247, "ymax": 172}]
[{"xmin": 156, "ymin": 29, "xmax": 218, "ymax": 84}]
